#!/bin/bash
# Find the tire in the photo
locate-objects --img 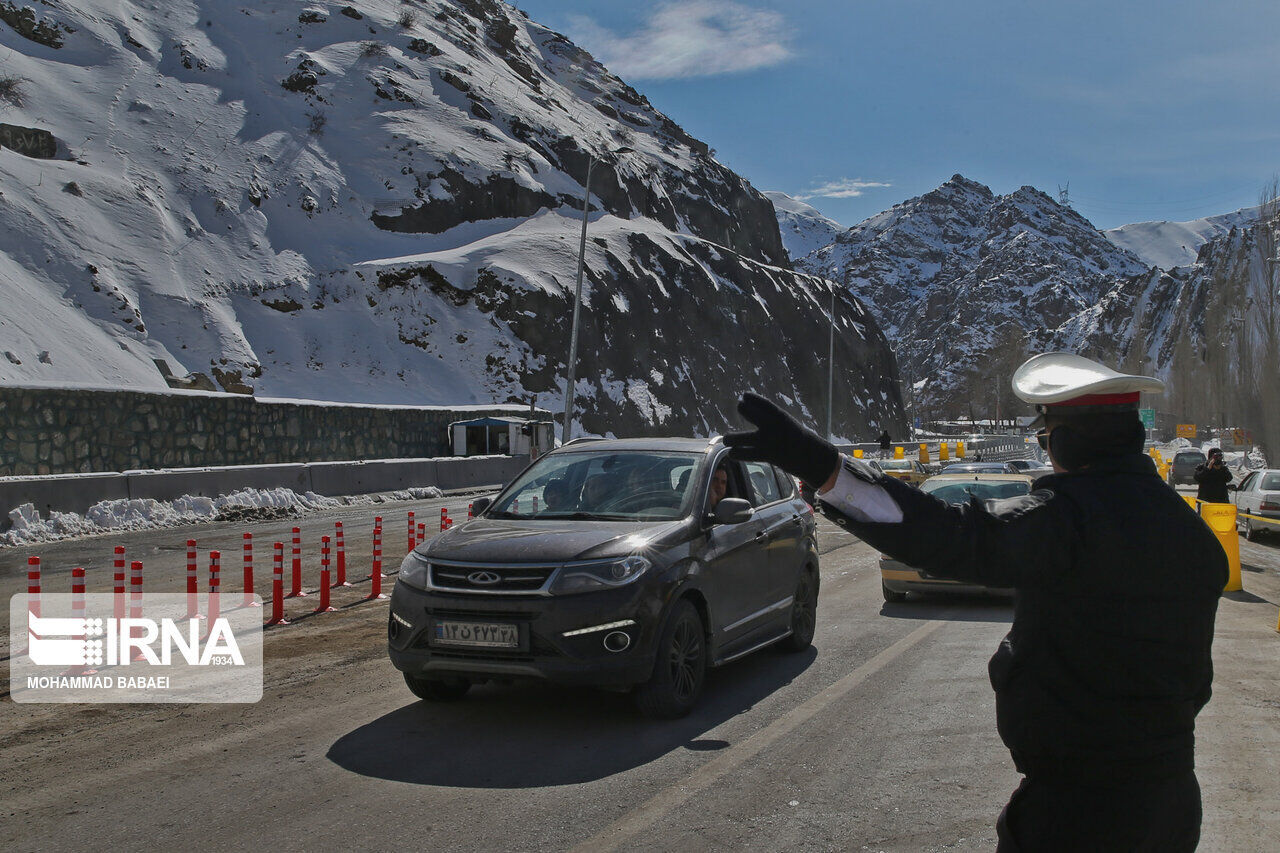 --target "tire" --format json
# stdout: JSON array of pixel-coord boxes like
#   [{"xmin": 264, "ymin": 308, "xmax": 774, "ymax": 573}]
[
  {"xmin": 882, "ymin": 581, "xmax": 907, "ymax": 603},
  {"xmin": 403, "ymin": 673, "xmax": 470, "ymax": 701},
  {"xmin": 779, "ymin": 569, "xmax": 819, "ymax": 652},
  {"xmin": 634, "ymin": 599, "xmax": 706, "ymax": 719},
  {"xmin": 1244, "ymin": 518, "xmax": 1260, "ymax": 542}
]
